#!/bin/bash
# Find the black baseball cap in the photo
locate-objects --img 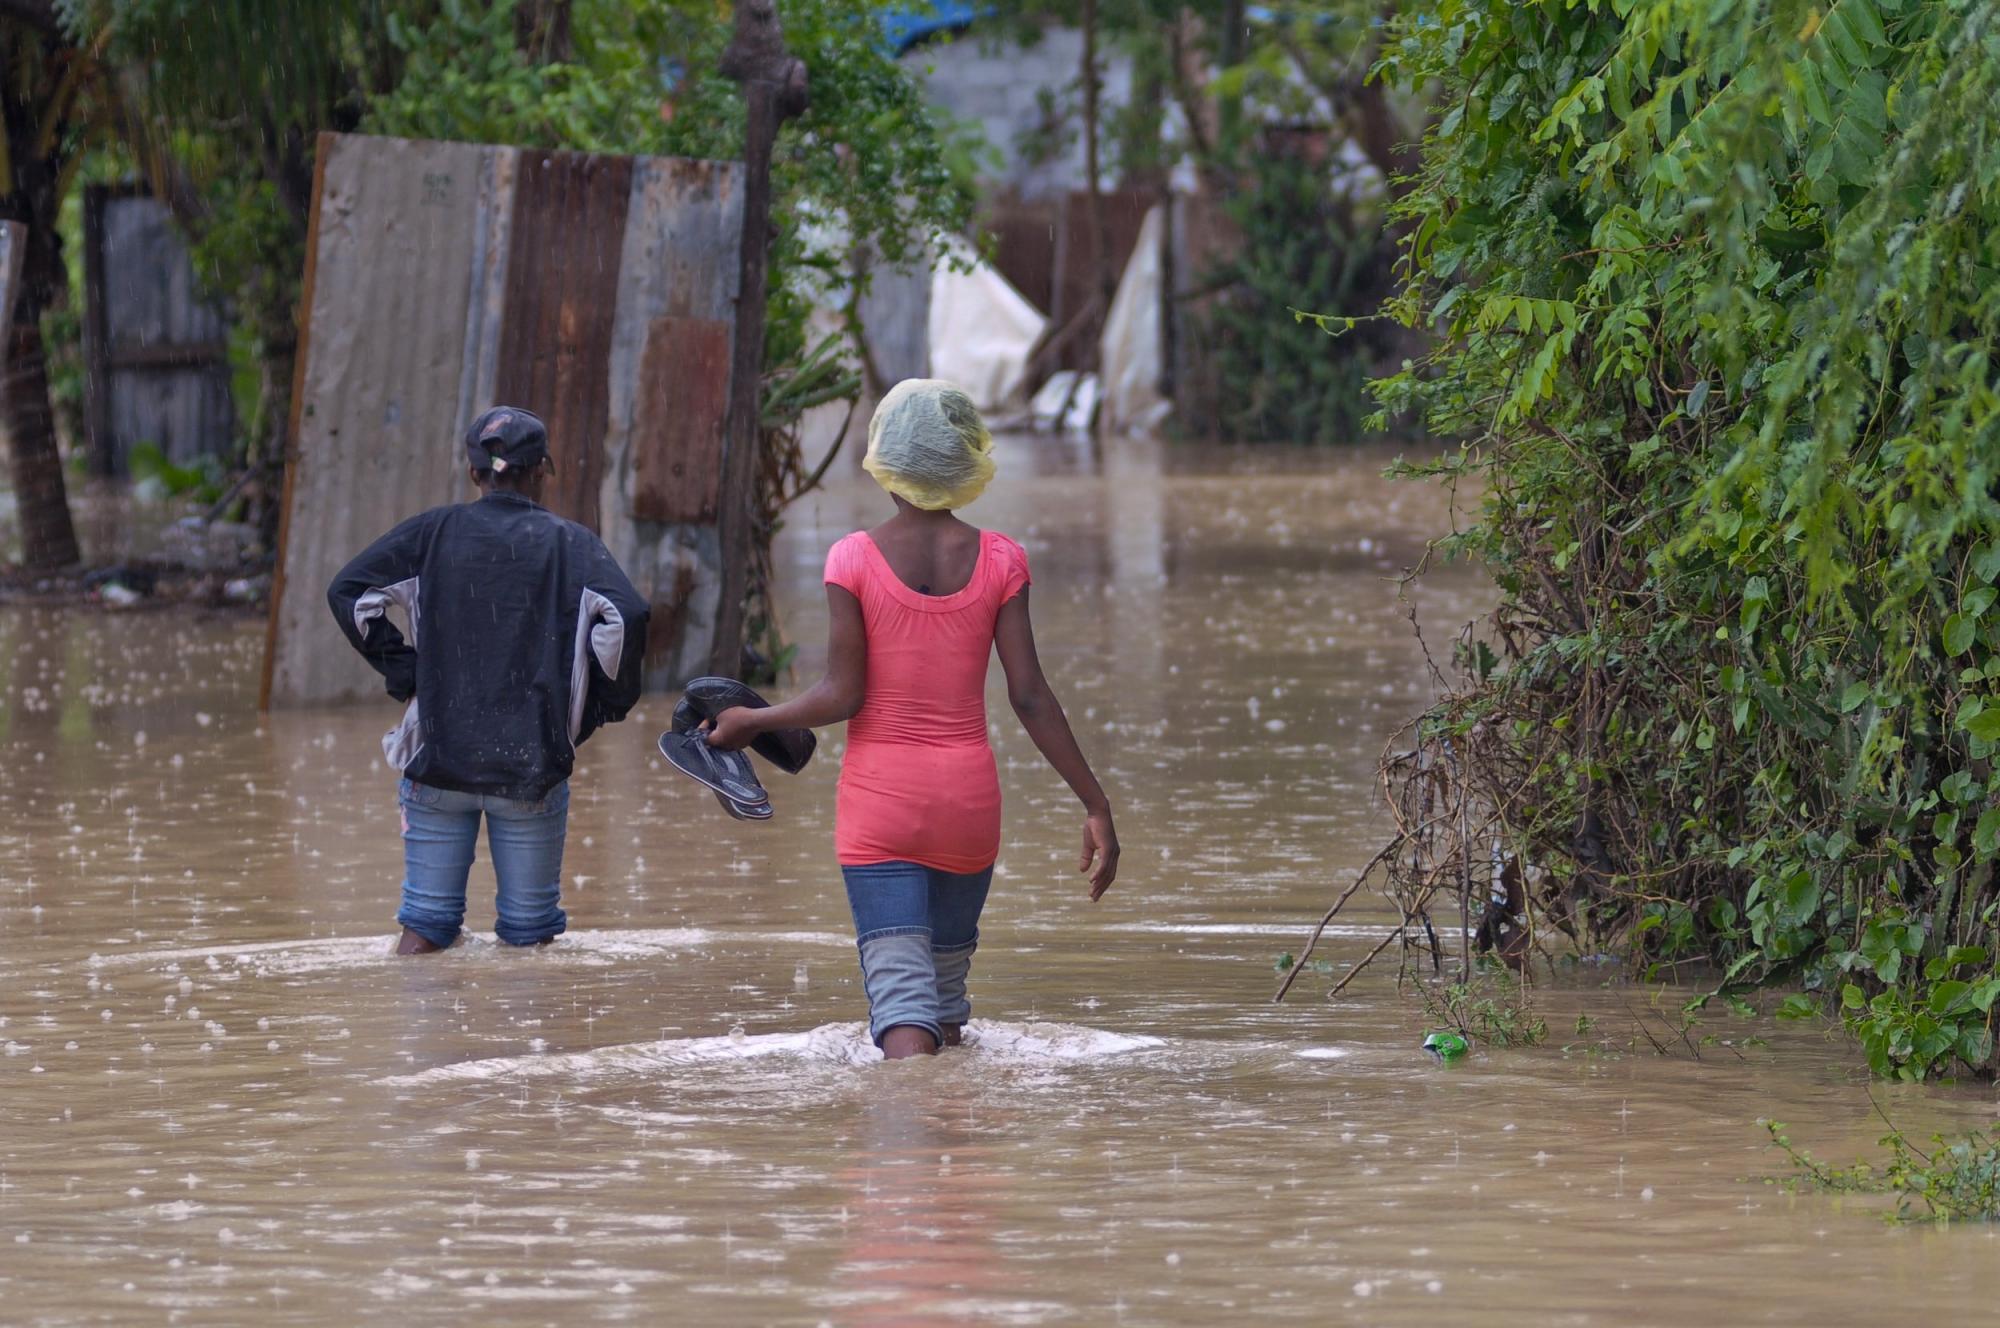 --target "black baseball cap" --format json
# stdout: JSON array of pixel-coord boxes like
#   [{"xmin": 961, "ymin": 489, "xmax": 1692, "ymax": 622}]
[{"xmin": 464, "ymin": 406, "xmax": 549, "ymax": 474}]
